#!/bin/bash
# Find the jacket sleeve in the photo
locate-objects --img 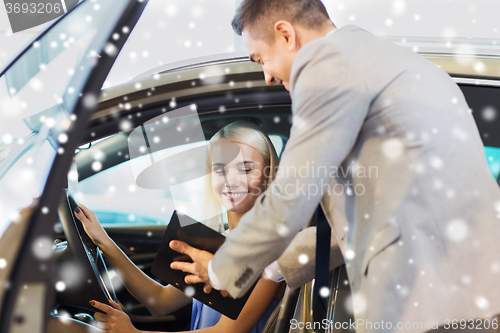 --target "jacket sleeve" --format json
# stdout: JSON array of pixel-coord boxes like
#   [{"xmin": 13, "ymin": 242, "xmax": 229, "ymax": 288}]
[{"xmin": 211, "ymin": 37, "xmax": 370, "ymax": 298}]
